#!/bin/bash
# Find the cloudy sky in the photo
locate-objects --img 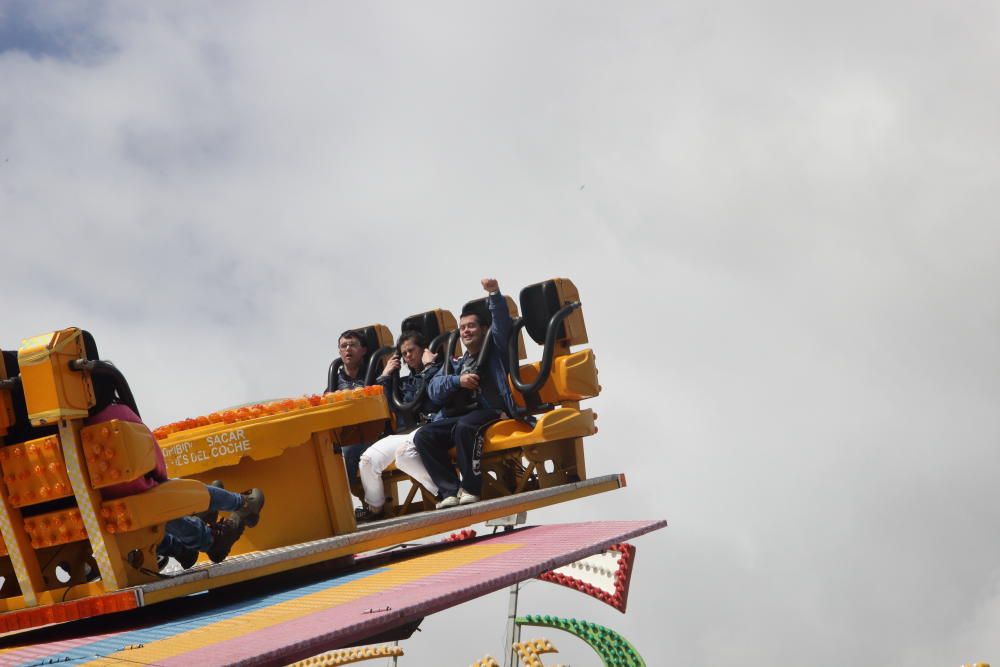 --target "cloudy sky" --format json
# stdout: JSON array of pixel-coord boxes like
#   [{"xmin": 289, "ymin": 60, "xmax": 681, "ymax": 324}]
[{"xmin": 3, "ymin": 1, "xmax": 1000, "ymax": 664}]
